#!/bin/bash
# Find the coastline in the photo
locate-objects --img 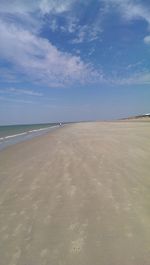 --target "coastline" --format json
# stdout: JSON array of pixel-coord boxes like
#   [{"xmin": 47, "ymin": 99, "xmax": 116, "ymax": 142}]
[
  {"xmin": 0, "ymin": 121, "xmax": 150, "ymax": 265},
  {"xmin": 0, "ymin": 124, "xmax": 61, "ymax": 151}
]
